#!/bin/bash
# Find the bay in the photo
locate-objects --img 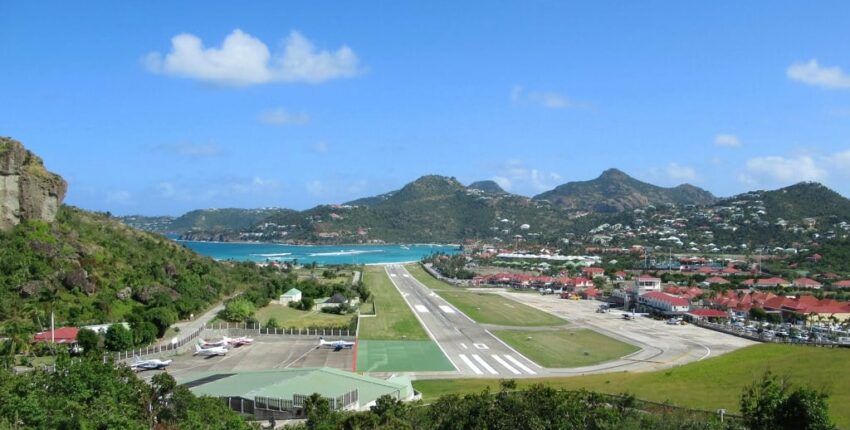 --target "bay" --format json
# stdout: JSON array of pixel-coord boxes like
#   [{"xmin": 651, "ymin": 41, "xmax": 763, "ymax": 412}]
[{"xmin": 175, "ymin": 240, "xmax": 459, "ymax": 265}]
